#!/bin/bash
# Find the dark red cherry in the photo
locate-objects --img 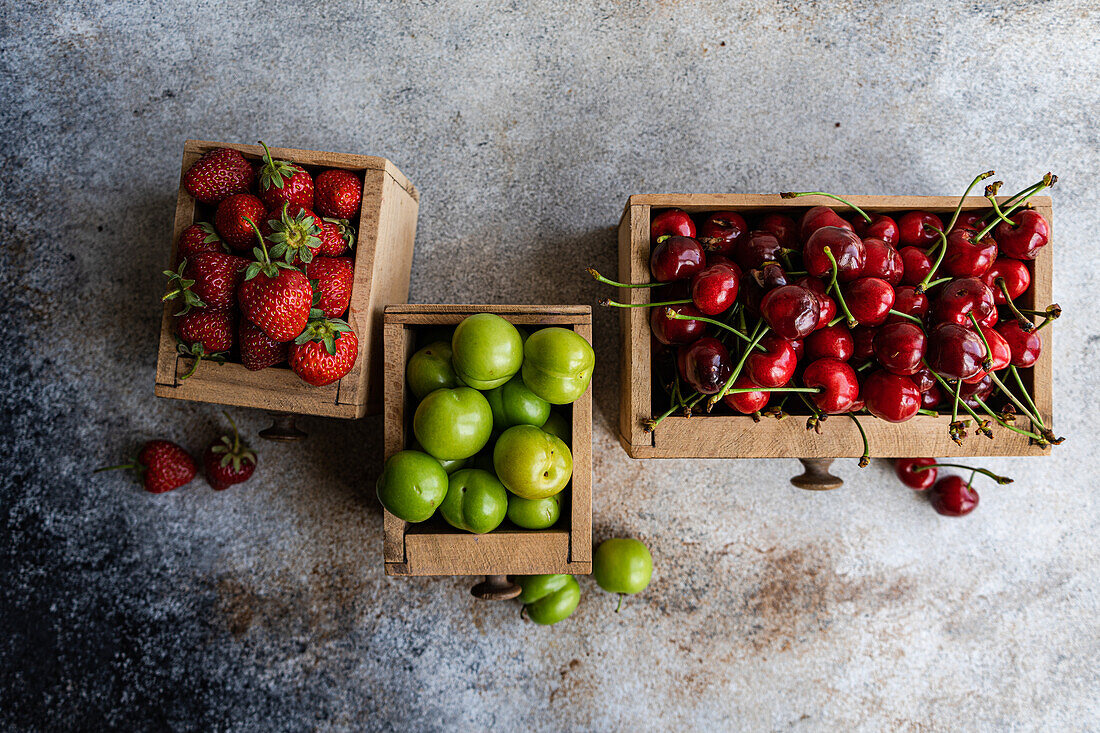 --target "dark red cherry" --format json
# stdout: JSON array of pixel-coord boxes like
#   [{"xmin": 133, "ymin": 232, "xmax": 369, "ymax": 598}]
[
  {"xmin": 929, "ymin": 476, "xmax": 979, "ymax": 517},
  {"xmin": 678, "ymin": 337, "xmax": 733, "ymax": 394},
  {"xmin": 963, "ymin": 325, "xmax": 1010, "ymax": 383},
  {"xmin": 861, "ymin": 238, "xmax": 903, "ymax": 285},
  {"xmin": 960, "ymin": 374, "xmax": 994, "ymax": 408},
  {"xmin": 804, "ymin": 227, "xmax": 866, "ymax": 282},
  {"xmin": 850, "ymin": 214, "xmax": 899, "ymax": 248},
  {"xmin": 862, "ymin": 370, "xmax": 921, "ymax": 423},
  {"xmin": 843, "ymin": 277, "xmax": 895, "ymax": 326},
  {"xmin": 793, "ymin": 275, "xmax": 828, "ymax": 297},
  {"xmin": 758, "ymin": 213, "xmax": 798, "ymax": 250},
  {"xmin": 899, "ymin": 246, "xmax": 932, "ymax": 286},
  {"xmin": 851, "ymin": 325, "xmax": 878, "ymax": 361},
  {"xmin": 995, "ymin": 321, "xmax": 1041, "ymax": 368},
  {"xmin": 931, "ymin": 277, "xmax": 994, "ymax": 327},
  {"xmin": 651, "ymin": 303, "xmax": 706, "ymax": 345},
  {"xmin": 912, "ymin": 366, "xmax": 936, "ymax": 392},
  {"xmin": 886, "ymin": 286, "xmax": 929, "ymax": 325},
  {"xmin": 995, "ymin": 209, "xmax": 1049, "ymax": 260},
  {"xmin": 722, "ymin": 374, "xmax": 770, "ymax": 414},
  {"xmin": 926, "ymin": 323, "xmax": 985, "ymax": 380},
  {"xmin": 697, "ymin": 211, "xmax": 748, "ymax": 255},
  {"xmin": 799, "ymin": 206, "xmax": 852, "ymax": 243},
  {"xmin": 734, "ymin": 230, "xmax": 784, "ymax": 271},
  {"xmin": 815, "ymin": 294, "xmax": 838, "ymax": 329},
  {"xmin": 802, "ymin": 357, "xmax": 859, "ymax": 414},
  {"xmin": 705, "ymin": 252, "xmax": 736, "ymax": 269},
  {"xmin": 651, "ymin": 208, "xmax": 696, "ymax": 241},
  {"xmin": 786, "ymin": 337, "xmax": 805, "ymax": 361},
  {"xmin": 872, "ymin": 322, "xmax": 926, "ymax": 376},
  {"xmin": 746, "ymin": 334, "xmax": 798, "ymax": 388},
  {"xmin": 895, "ymin": 457, "xmax": 937, "ymax": 490},
  {"xmin": 691, "ymin": 262, "xmax": 741, "ymax": 315},
  {"xmin": 749, "ymin": 262, "xmax": 790, "ymax": 291},
  {"xmin": 982, "ymin": 258, "xmax": 1031, "ymax": 304},
  {"xmin": 920, "ymin": 383, "xmax": 943, "ymax": 409},
  {"xmin": 951, "ymin": 211, "xmax": 983, "ymax": 232},
  {"xmin": 804, "ymin": 324, "xmax": 854, "ymax": 362},
  {"xmin": 897, "ymin": 211, "xmax": 943, "ymax": 249},
  {"xmin": 650, "ymin": 235, "xmax": 705, "ymax": 282},
  {"xmin": 759, "ymin": 285, "xmax": 821, "ymax": 340},
  {"xmin": 942, "ymin": 228, "xmax": 997, "ymax": 278}
]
